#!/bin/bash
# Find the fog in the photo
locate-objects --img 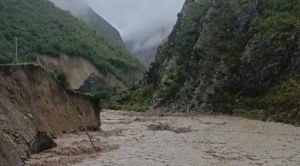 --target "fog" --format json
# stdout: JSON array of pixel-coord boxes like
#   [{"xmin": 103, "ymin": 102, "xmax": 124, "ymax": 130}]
[
  {"xmin": 87, "ymin": 0, "xmax": 185, "ymax": 53},
  {"xmin": 49, "ymin": 0, "xmax": 185, "ymax": 57},
  {"xmin": 50, "ymin": 0, "xmax": 89, "ymax": 16}
]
